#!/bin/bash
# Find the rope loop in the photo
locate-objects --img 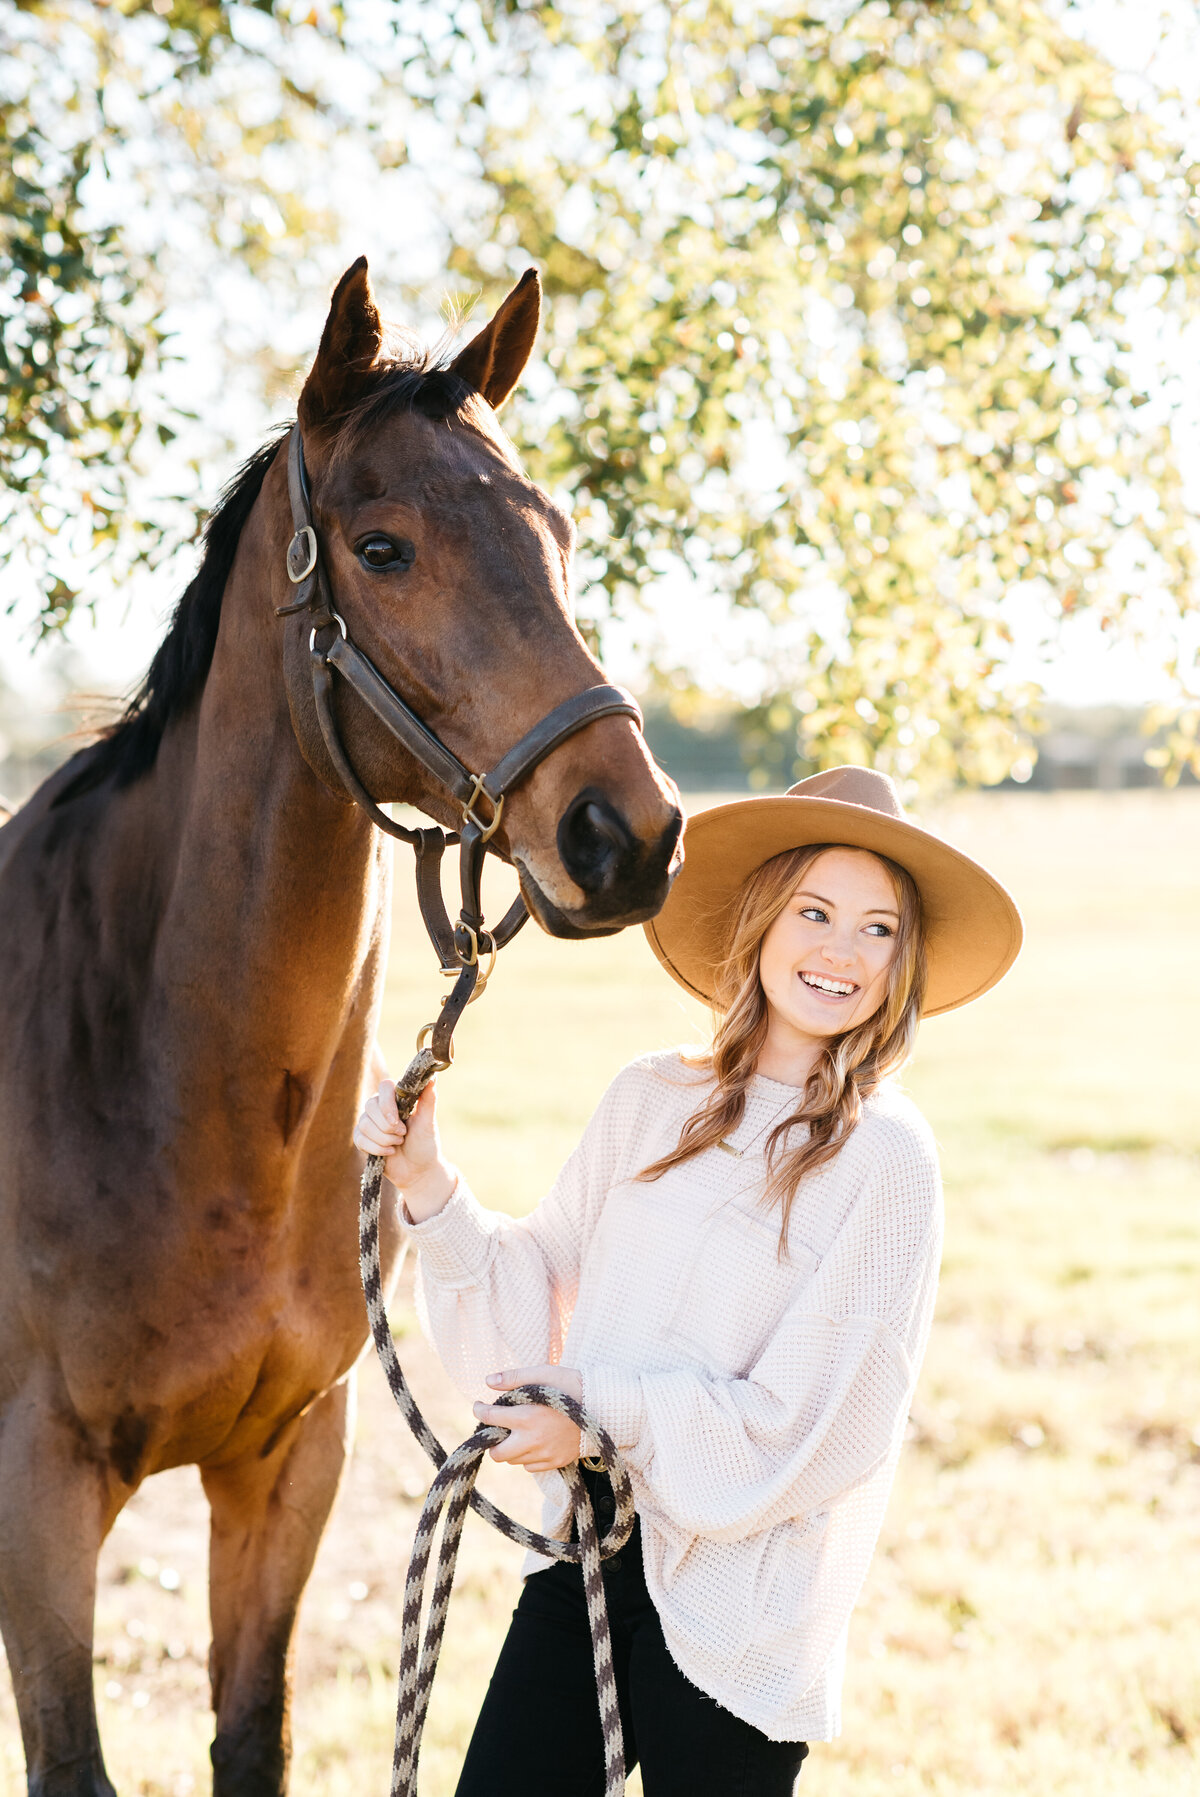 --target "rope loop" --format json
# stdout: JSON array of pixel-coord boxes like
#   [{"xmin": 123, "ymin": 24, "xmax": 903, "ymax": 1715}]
[{"xmin": 359, "ymin": 1045, "xmax": 634, "ymax": 1797}]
